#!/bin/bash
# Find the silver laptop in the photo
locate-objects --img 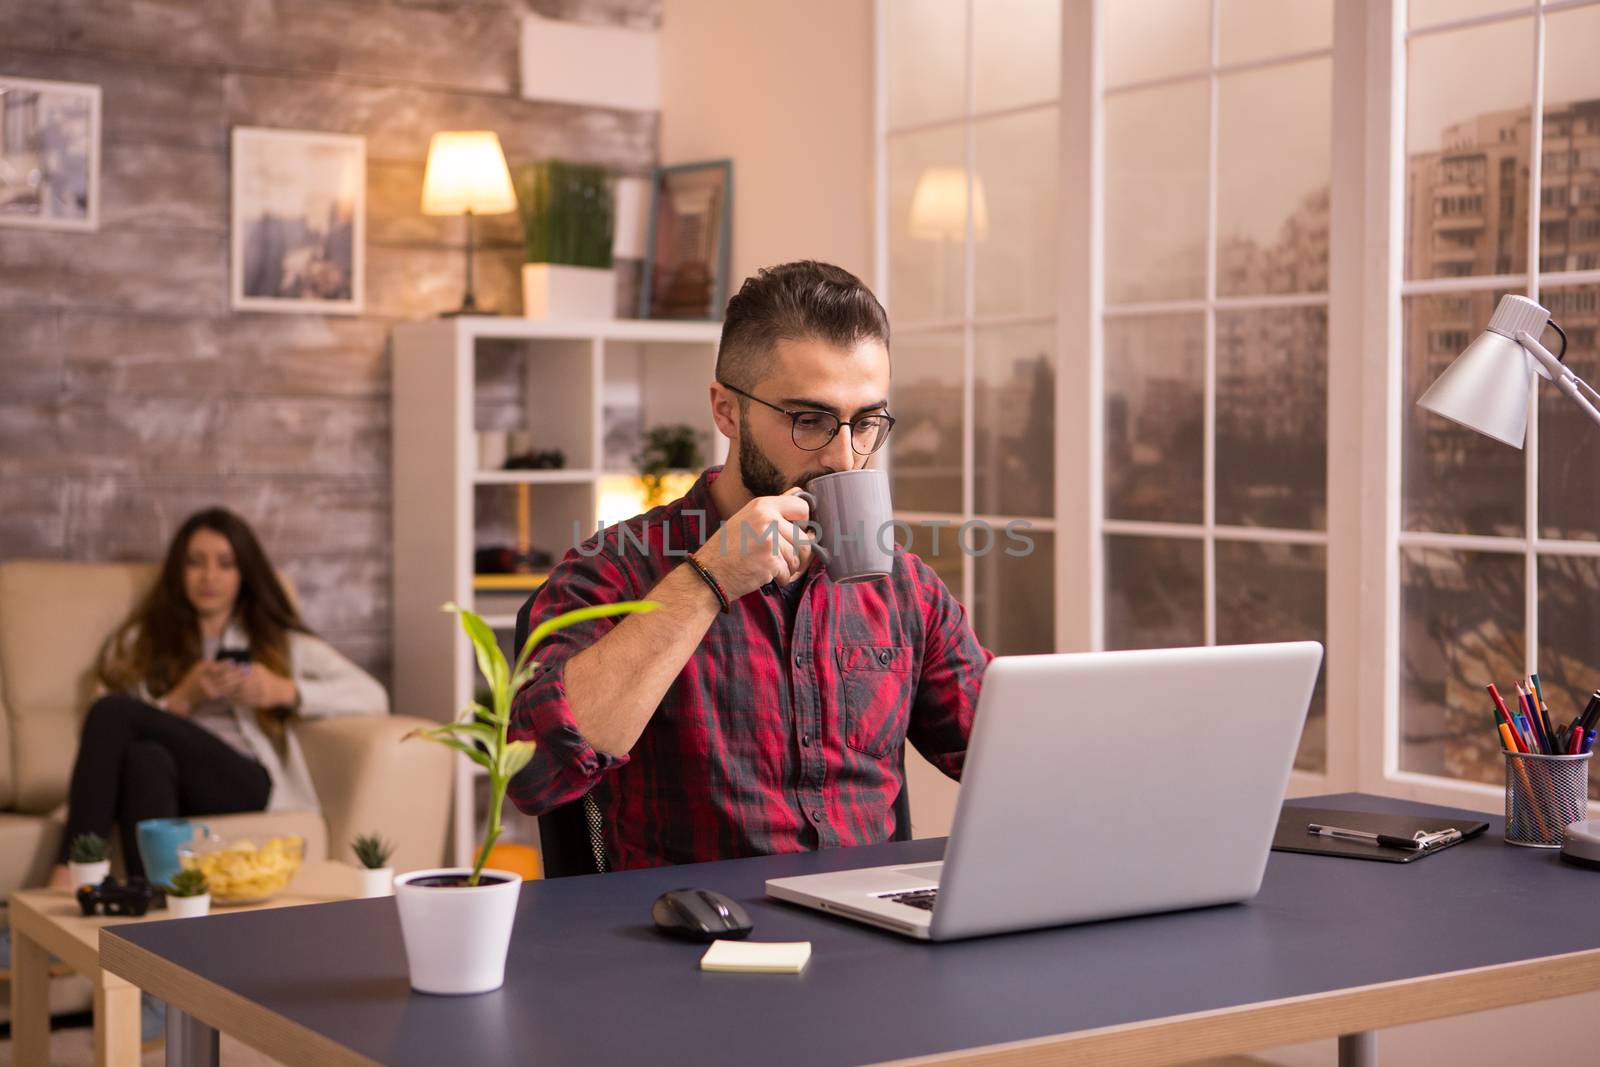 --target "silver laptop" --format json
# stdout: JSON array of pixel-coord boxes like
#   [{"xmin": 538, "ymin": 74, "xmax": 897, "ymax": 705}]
[{"xmin": 766, "ymin": 642, "xmax": 1323, "ymax": 941}]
